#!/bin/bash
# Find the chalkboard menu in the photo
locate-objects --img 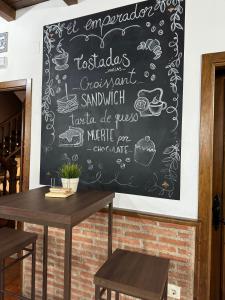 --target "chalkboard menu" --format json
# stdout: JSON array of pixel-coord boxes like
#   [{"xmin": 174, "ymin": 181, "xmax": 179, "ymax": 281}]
[{"xmin": 40, "ymin": 0, "xmax": 185, "ymax": 200}]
